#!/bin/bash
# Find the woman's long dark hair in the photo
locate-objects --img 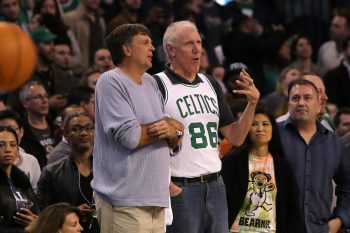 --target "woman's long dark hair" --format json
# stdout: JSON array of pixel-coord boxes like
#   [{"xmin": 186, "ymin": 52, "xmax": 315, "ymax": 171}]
[{"xmin": 228, "ymin": 104, "xmax": 285, "ymax": 158}]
